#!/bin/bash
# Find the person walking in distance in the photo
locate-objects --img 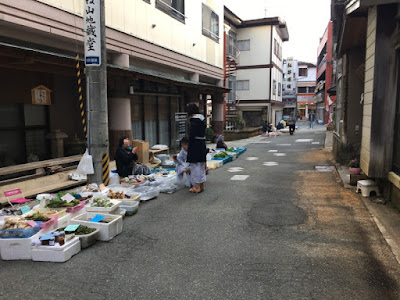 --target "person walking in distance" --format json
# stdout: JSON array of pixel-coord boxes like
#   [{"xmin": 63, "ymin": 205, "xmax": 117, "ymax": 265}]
[
  {"xmin": 186, "ymin": 103, "xmax": 207, "ymax": 193},
  {"xmin": 287, "ymin": 114, "xmax": 296, "ymax": 135},
  {"xmin": 309, "ymin": 113, "xmax": 315, "ymax": 128}
]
